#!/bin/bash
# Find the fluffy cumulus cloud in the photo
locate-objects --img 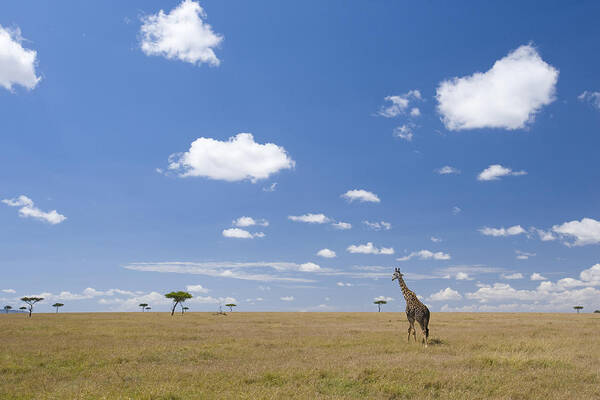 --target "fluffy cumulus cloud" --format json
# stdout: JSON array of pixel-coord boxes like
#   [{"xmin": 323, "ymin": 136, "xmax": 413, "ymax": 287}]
[
  {"xmin": 455, "ymin": 272, "xmax": 473, "ymax": 280},
  {"xmin": 428, "ymin": 287, "xmax": 462, "ymax": 301},
  {"xmin": 552, "ymin": 218, "xmax": 600, "ymax": 246},
  {"xmin": 477, "ymin": 164, "xmax": 527, "ymax": 181},
  {"xmin": 331, "ymin": 221, "xmax": 352, "ymax": 230},
  {"xmin": 436, "ymin": 44, "xmax": 558, "ymax": 130},
  {"xmin": 299, "ymin": 262, "xmax": 321, "ymax": 272},
  {"xmin": 167, "ymin": 133, "xmax": 294, "ymax": 182},
  {"xmin": 316, "ymin": 248, "xmax": 336, "ymax": 258},
  {"xmin": 0, "ymin": 25, "xmax": 41, "ymax": 91},
  {"xmin": 530, "ymin": 273, "xmax": 547, "ymax": 281},
  {"xmin": 233, "ymin": 216, "xmax": 268, "ymax": 227},
  {"xmin": 464, "ymin": 264, "xmax": 600, "ymax": 311},
  {"xmin": 347, "ymin": 242, "xmax": 394, "ymax": 255},
  {"xmin": 222, "ymin": 228, "xmax": 264, "ymax": 239},
  {"xmin": 341, "ymin": 189, "xmax": 380, "ymax": 203},
  {"xmin": 2, "ymin": 195, "xmax": 66, "ymax": 225},
  {"xmin": 377, "ymin": 90, "xmax": 421, "ymax": 118},
  {"xmin": 363, "ymin": 221, "xmax": 391, "ymax": 231},
  {"xmin": 479, "ymin": 225, "xmax": 525, "ymax": 237},
  {"xmin": 533, "ymin": 228, "xmax": 556, "ymax": 241},
  {"xmin": 185, "ymin": 284, "xmax": 209, "ymax": 293},
  {"xmin": 436, "ymin": 166, "xmax": 460, "ymax": 175},
  {"xmin": 397, "ymin": 250, "xmax": 451, "ymax": 261},
  {"xmin": 288, "ymin": 213, "xmax": 330, "ymax": 224},
  {"xmin": 140, "ymin": 0, "xmax": 223, "ymax": 66},
  {"xmin": 578, "ymin": 91, "xmax": 600, "ymax": 110}
]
